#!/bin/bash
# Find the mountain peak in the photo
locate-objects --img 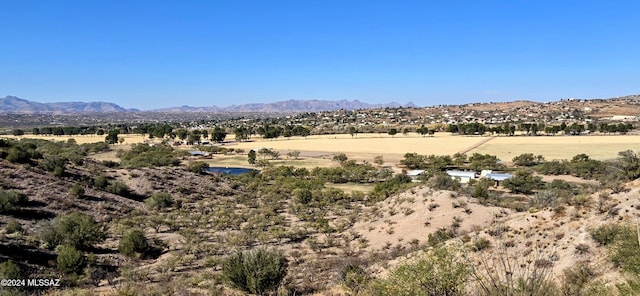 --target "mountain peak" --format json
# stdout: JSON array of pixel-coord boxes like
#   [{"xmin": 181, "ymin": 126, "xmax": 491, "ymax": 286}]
[{"xmin": 0, "ymin": 96, "xmax": 135, "ymax": 113}]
